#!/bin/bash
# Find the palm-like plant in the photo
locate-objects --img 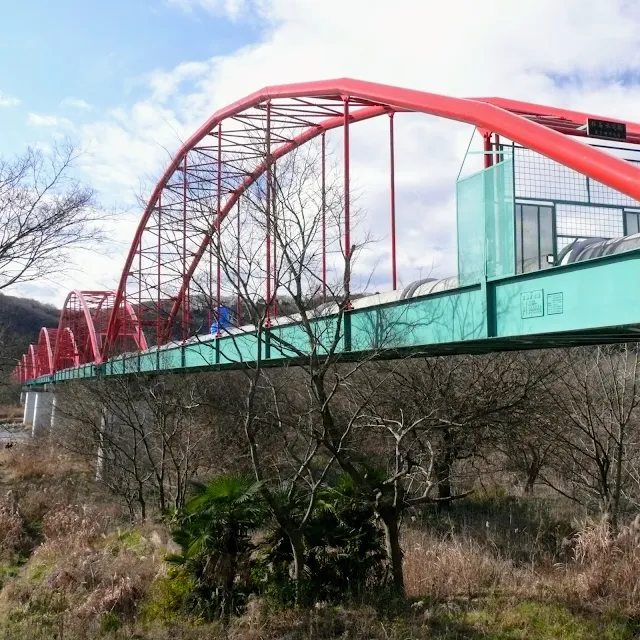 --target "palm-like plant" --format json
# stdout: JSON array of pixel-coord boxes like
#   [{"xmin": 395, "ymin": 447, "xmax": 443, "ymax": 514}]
[
  {"xmin": 257, "ymin": 473, "xmax": 386, "ymax": 604},
  {"xmin": 167, "ymin": 474, "xmax": 267, "ymax": 618}
]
